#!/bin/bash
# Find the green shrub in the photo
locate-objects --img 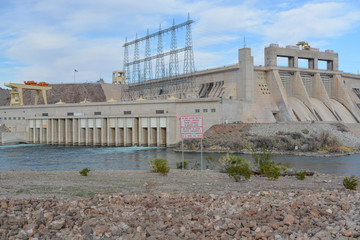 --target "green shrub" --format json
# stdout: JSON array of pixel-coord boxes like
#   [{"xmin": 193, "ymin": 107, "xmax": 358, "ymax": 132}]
[
  {"xmin": 296, "ymin": 171, "xmax": 306, "ymax": 180},
  {"xmin": 219, "ymin": 152, "xmax": 238, "ymax": 169},
  {"xmin": 176, "ymin": 161, "xmax": 189, "ymax": 169},
  {"xmin": 226, "ymin": 157, "xmax": 251, "ymax": 182},
  {"xmin": 260, "ymin": 162, "xmax": 279, "ymax": 180},
  {"xmin": 252, "ymin": 147, "xmax": 272, "ymax": 169},
  {"xmin": 149, "ymin": 158, "xmax": 170, "ymax": 175},
  {"xmin": 252, "ymin": 148, "xmax": 289, "ymax": 180},
  {"xmin": 343, "ymin": 176, "xmax": 358, "ymax": 190},
  {"xmin": 79, "ymin": 168, "xmax": 90, "ymax": 176}
]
